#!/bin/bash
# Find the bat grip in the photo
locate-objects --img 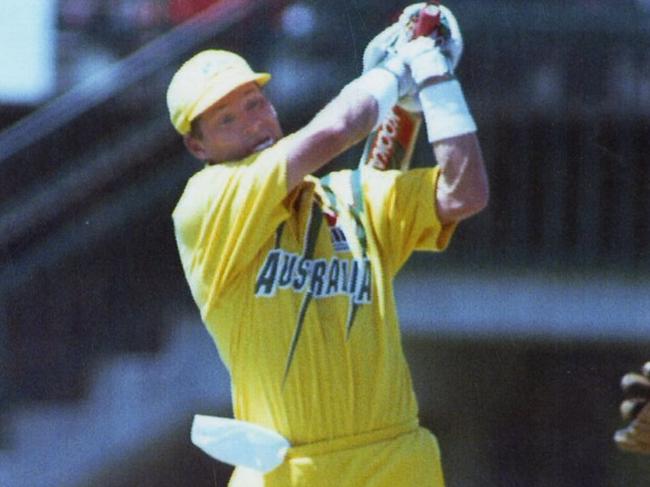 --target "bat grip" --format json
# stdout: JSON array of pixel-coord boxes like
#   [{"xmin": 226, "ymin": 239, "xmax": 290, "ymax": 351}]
[{"xmin": 413, "ymin": 3, "xmax": 441, "ymax": 38}]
